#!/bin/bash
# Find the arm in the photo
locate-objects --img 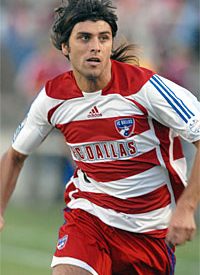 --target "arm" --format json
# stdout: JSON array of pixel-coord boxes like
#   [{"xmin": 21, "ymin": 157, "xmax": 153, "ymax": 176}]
[
  {"xmin": 166, "ymin": 139, "xmax": 200, "ymax": 245},
  {"xmin": 133, "ymin": 74, "xmax": 200, "ymax": 245},
  {"xmin": 0, "ymin": 89, "xmax": 55, "ymax": 231},
  {"xmin": 0, "ymin": 147, "xmax": 28, "ymax": 230}
]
